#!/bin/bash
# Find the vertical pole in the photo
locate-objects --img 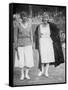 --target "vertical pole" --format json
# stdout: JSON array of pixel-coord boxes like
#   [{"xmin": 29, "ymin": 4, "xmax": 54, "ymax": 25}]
[
  {"xmin": 29, "ymin": 5, "xmax": 33, "ymax": 48},
  {"xmin": 29, "ymin": 5, "xmax": 32, "ymax": 18}
]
